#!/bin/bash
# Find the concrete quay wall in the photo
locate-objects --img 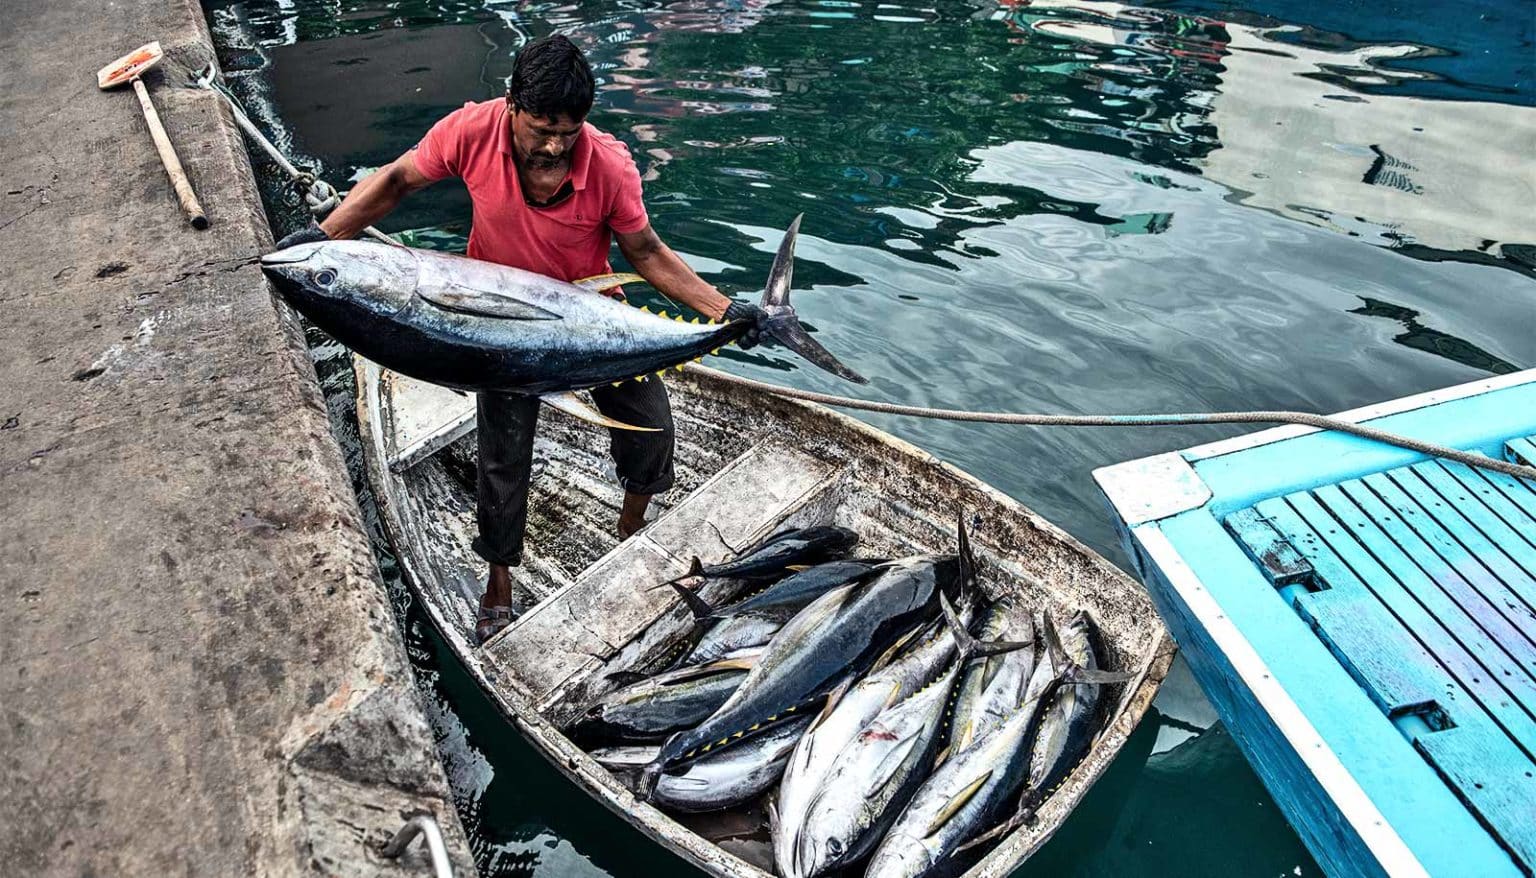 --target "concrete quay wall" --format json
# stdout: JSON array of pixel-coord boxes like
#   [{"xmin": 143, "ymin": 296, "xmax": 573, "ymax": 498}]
[{"xmin": 0, "ymin": 1, "xmax": 475, "ymax": 874}]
